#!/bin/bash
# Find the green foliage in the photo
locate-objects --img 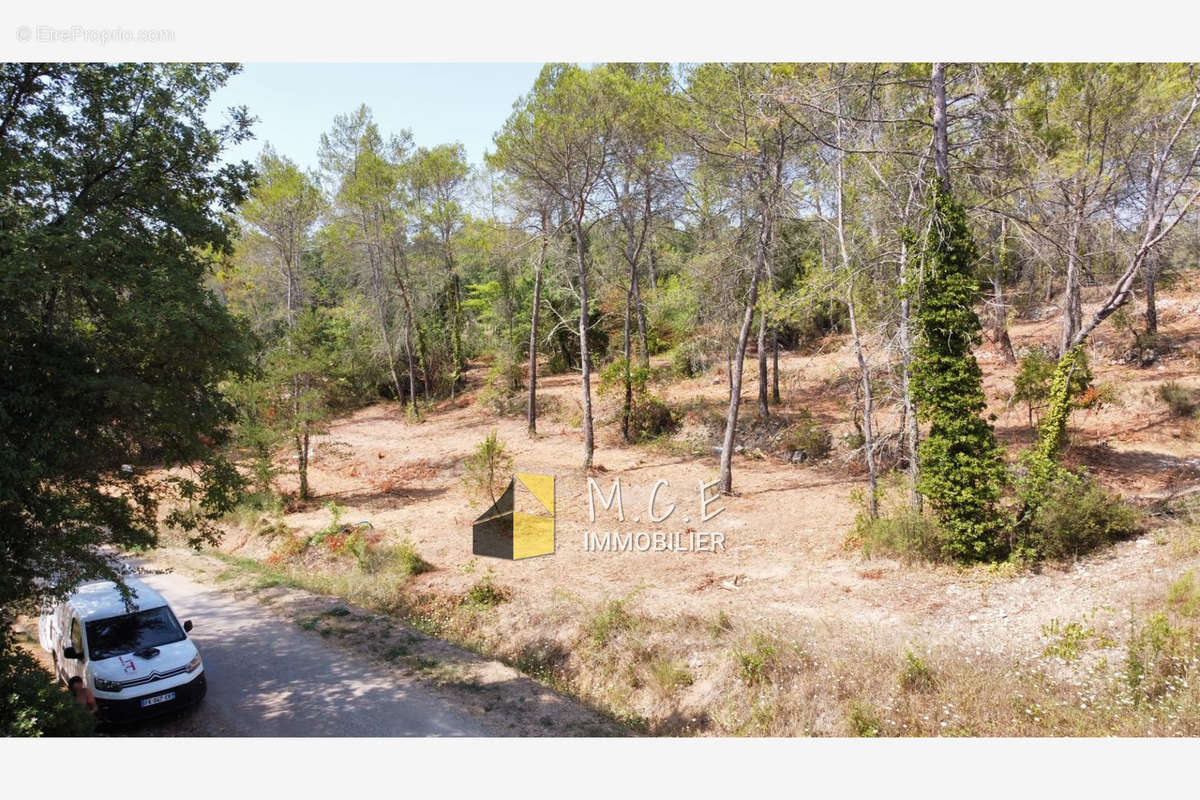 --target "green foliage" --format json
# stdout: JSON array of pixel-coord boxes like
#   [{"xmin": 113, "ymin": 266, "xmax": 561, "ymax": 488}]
[
  {"xmin": 586, "ymin": 596, "xmax": 637, "ymax": 647},
  {"xmin": 1158, "ymin": 381, "xmax": 1197, "ymax": 418},
  {"xmin": 1017, "ymin": 470, "xmax": 1141, "ymax": 561},
  {"xmin": 648, "ymin": 657, "xmax": 693, "ymax": 695},
  {"xmin": 846, "ymin": 700, "xmax": 883, "ymax": 737},
  {"xmin": 1124, "ymin": 611, "xmax": 1198, "ymax": 705},
  {"xmin": 671, "ymin": 340, "xmax": 710, "ymax": 378},
  {"xmin": 464, "ymin": 569, "xmax": 509, "ymax": 608},
  {"xmin": 911, "ymin": 187, "xmax": 1008, "ymax": 561},
  {"xmin": 626, "ymin": 395, "xmax": 680, "ymax": 442},
  {"xmin": 898, "ymin": 649, "xmax": 938, "ymax": 693},
  {"xmin": 781, "ymin": 409, "xmax": 832, "ymax": 460},
  {"xmin": 646, "ymin": 275, "xmax": 700, "ymax": 353},
  {"xmin": 853, "ymin": 506, "xmax": 952, "ymax": 564},
  {"xmin": 733, "ymin": 633, "xmax": 778, "ymax": 686},
  {"xmin": 1041, "ymin": 614, "xmax": 1114, "ymax": 662},
  {"xmin": 0, "ymin": 632, "xmax": 95, "ymax": 737},
  {"xmin": 599, "ymin": 357, "xmax": 679, "ymax": 442},
  {"xmin": 1013, "ymin": 346, "xmax": 1093, "ymax": 427},
  {"xmin": 0, "ymin": 63, "xmax": 255, "ymax": 611},
  {"xmin": 384, "ymin": 539, "xmax": 433, "ymax": 577},
  {"xmin": 461, "ymin": 430, "xmax": 513, "ymax": 504},
  {"xmin": 476, "ymin": 355, "xmax": 526, "ymax": 417}
]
